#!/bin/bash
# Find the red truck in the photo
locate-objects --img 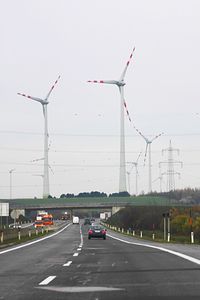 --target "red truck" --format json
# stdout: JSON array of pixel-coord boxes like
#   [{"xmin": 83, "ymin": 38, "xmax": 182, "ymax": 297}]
[{"xmin": 34, "ymin": 212, "xmax": 53, "ymax": 228}]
